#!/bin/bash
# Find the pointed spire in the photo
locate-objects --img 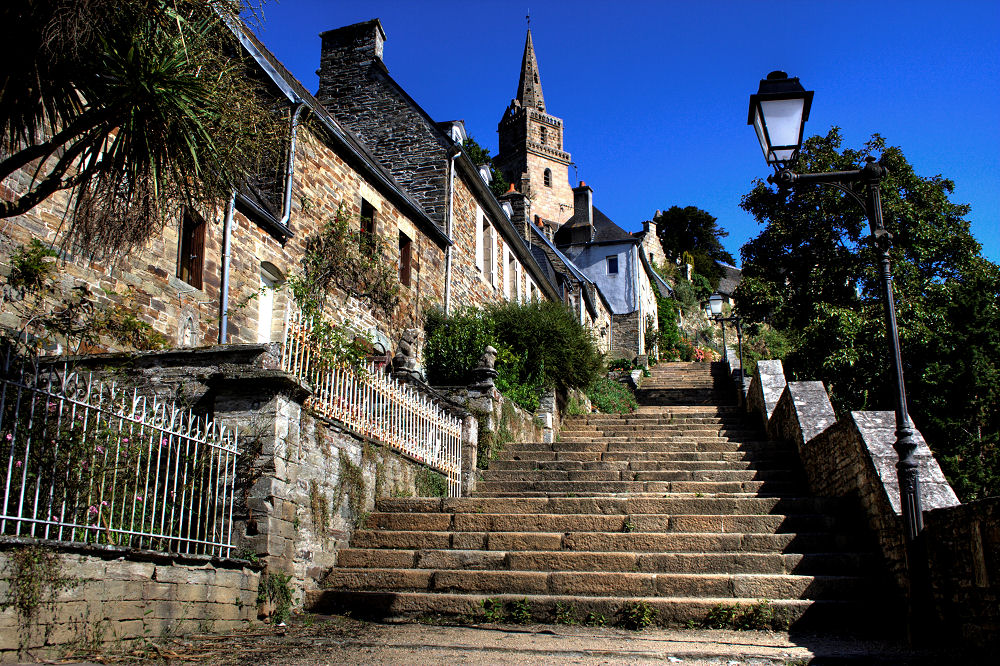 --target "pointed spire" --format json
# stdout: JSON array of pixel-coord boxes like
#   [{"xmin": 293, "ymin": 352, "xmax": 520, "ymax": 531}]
[{"xmin": 516, "ymin": 29, "xmax": 545, "ymax": 112}]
